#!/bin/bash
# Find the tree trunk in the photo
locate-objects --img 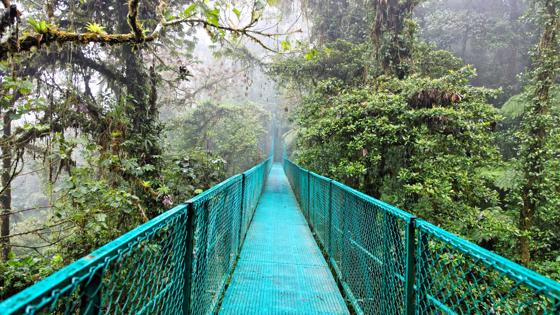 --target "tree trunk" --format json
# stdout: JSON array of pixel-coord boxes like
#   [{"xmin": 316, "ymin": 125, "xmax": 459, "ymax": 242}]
[
  {"xmin": 519, "ymin": 0, "xmax": 558, "ymax": 265},
  {"xmin": 1, "ymin": 108, "xmax": 12, "ymax": 261},
  {"xmin": 460, "ymin": 5, "xmax": 473, "ymax": 58},
  {"xmin": 507, "ymin": 0, "xmax": 522, "ymax": 90},
  {"xmin": 371, "ymin": 0, "xmax": 419, "ymax": 79}
]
